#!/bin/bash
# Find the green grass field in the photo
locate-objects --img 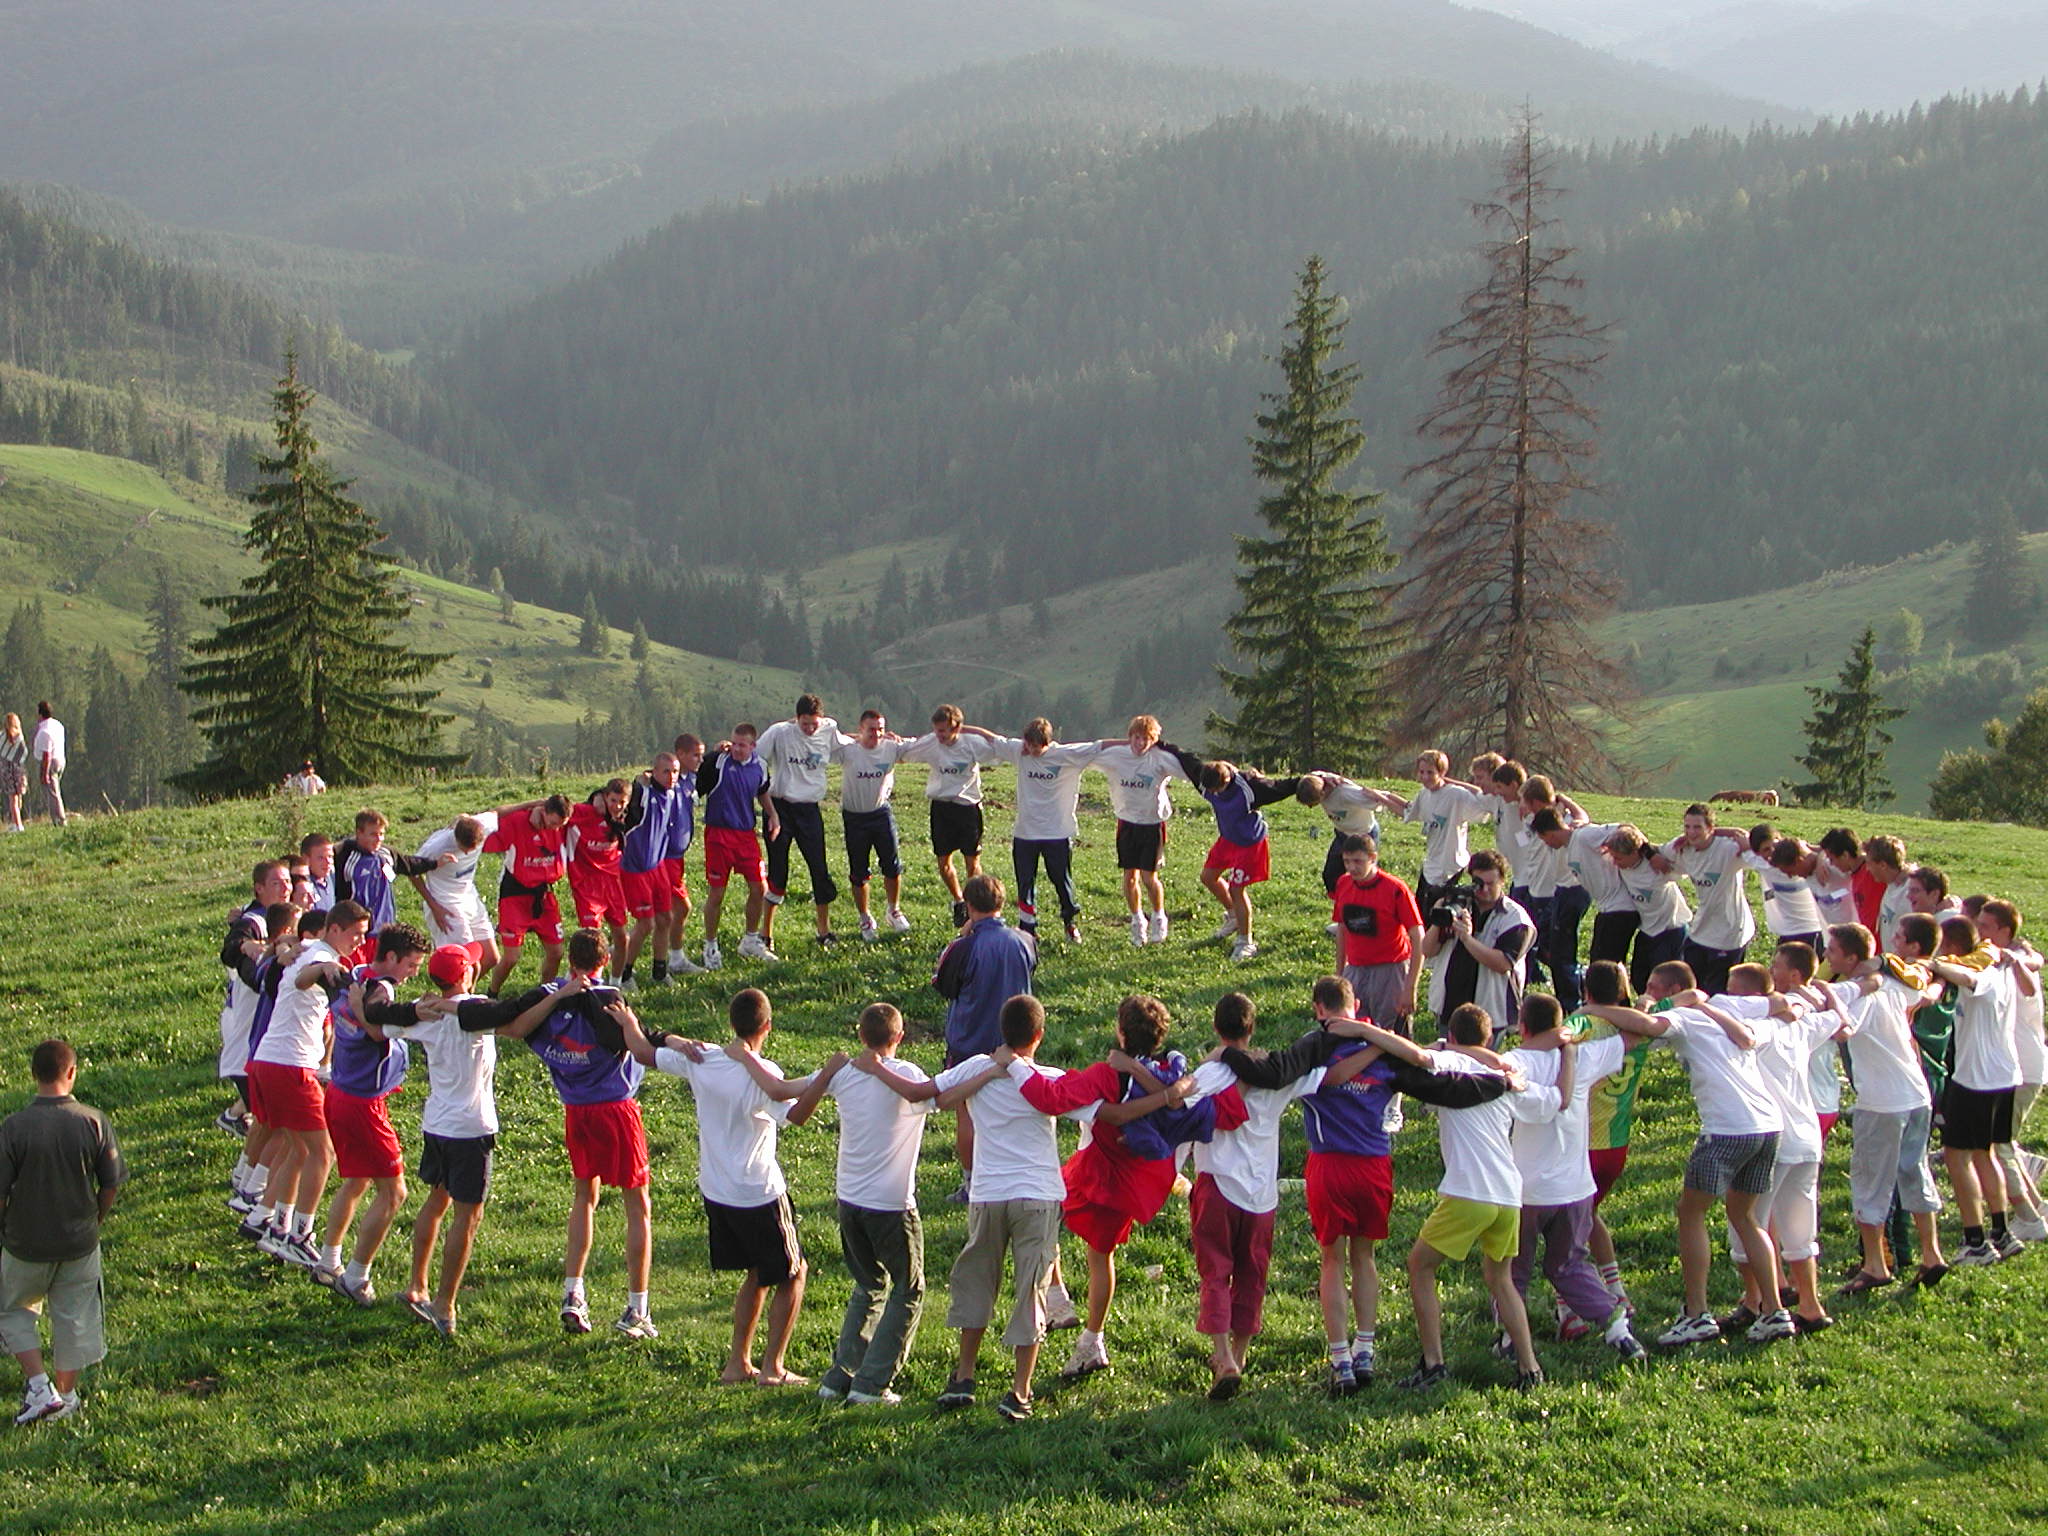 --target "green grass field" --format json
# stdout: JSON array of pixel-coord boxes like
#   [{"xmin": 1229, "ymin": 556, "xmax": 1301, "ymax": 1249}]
[{"xmin": 0, "ymin": 776, "xmax": 2044, "ymax": 1533}]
